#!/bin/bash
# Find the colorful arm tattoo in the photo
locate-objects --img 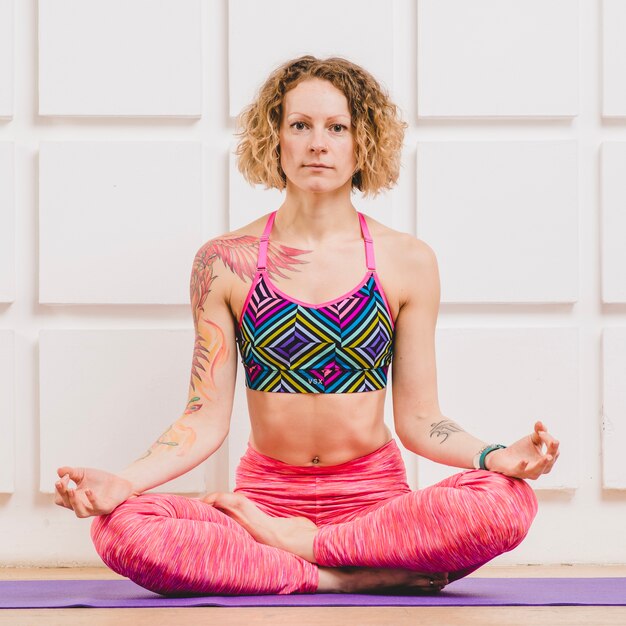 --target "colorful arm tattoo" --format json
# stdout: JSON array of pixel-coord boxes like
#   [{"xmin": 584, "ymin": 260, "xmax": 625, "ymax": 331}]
[
  {"xmin": 189, "ymin": 234, "xmax": 310, "ymax": 391},
  {"xmin": 138, "ymin": 417, "xmax": 198, "ymax": 460},
  {"xmin": 138, "ymin": 234, "xmax": 311, "ymax": 462},
  {"xmin": 429, "ymin": 419, "xmax": 465, "ymax": 443}
]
